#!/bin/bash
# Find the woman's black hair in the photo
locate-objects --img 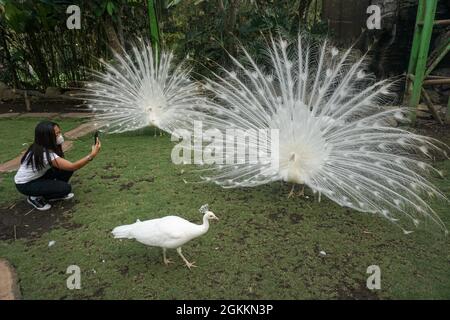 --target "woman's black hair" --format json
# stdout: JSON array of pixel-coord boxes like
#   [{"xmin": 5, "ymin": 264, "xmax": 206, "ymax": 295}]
[{"xmin": 21, "ymin": 121, "xmax": 64, "ymax": 171}]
